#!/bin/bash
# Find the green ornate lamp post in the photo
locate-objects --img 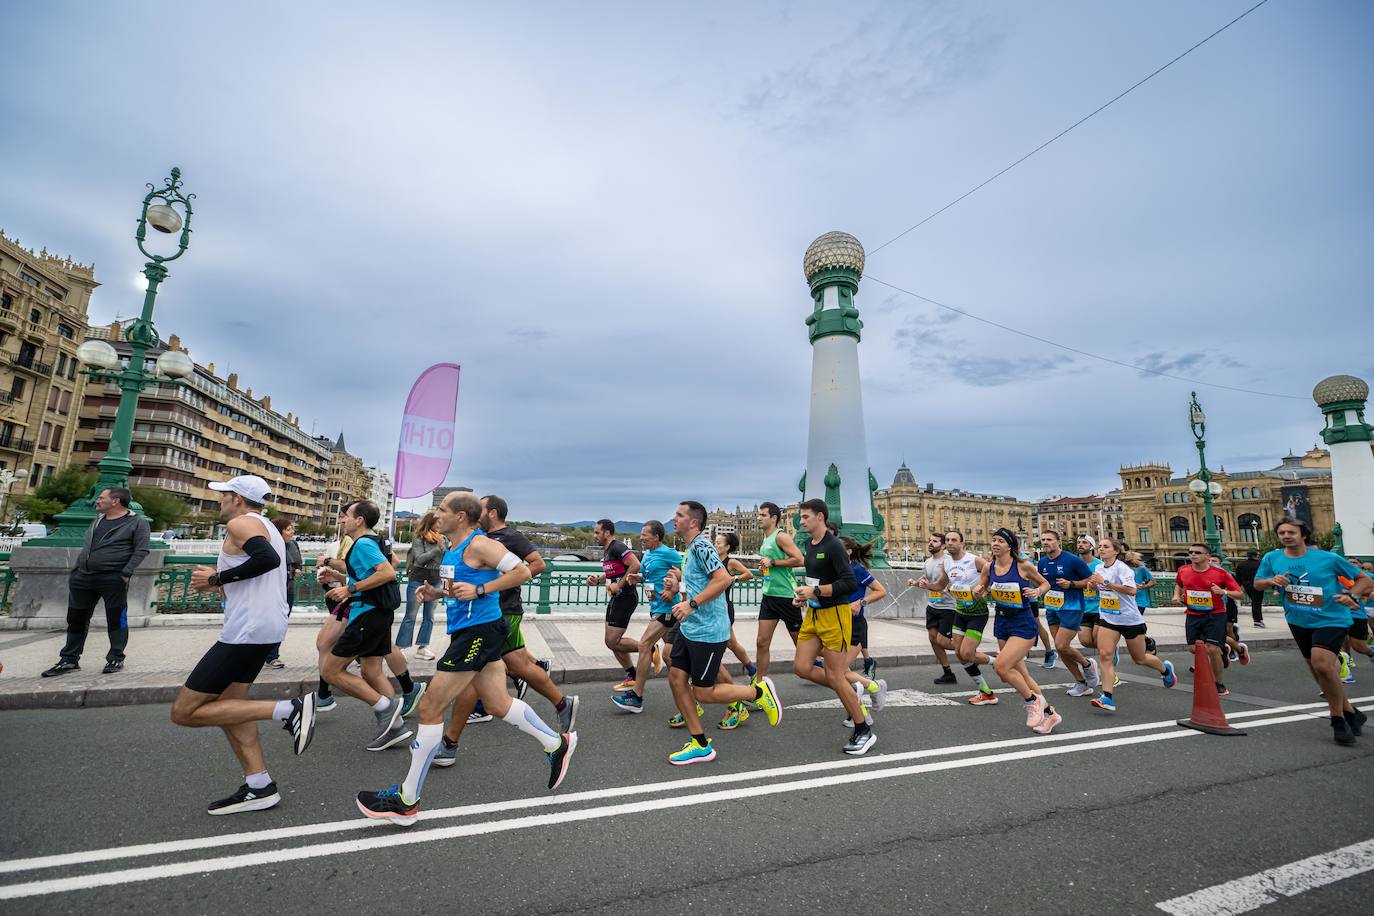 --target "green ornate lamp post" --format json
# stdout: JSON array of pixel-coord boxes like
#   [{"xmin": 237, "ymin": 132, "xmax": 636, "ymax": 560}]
[
  {"xmin": 1187, "ymin": 391, "xmax": 1224, "ymax": 563},
  {"xmin": 35, "ymin": 167, "xmax": 197, "ymax": 546}
]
